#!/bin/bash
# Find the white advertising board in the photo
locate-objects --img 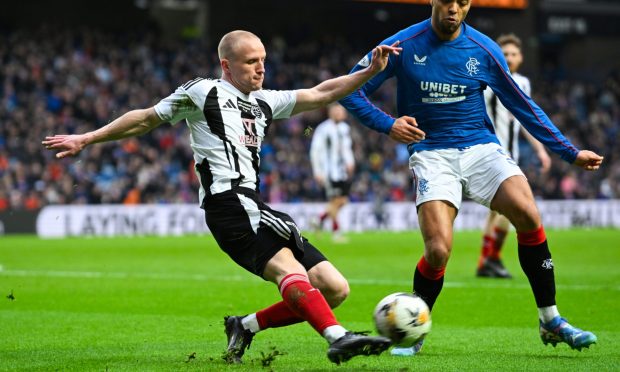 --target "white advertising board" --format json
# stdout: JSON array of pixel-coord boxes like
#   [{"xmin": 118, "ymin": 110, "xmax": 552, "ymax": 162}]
[{"xmin": 37, "ymin": 200, "xmax": 620, "ymax": 238}]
